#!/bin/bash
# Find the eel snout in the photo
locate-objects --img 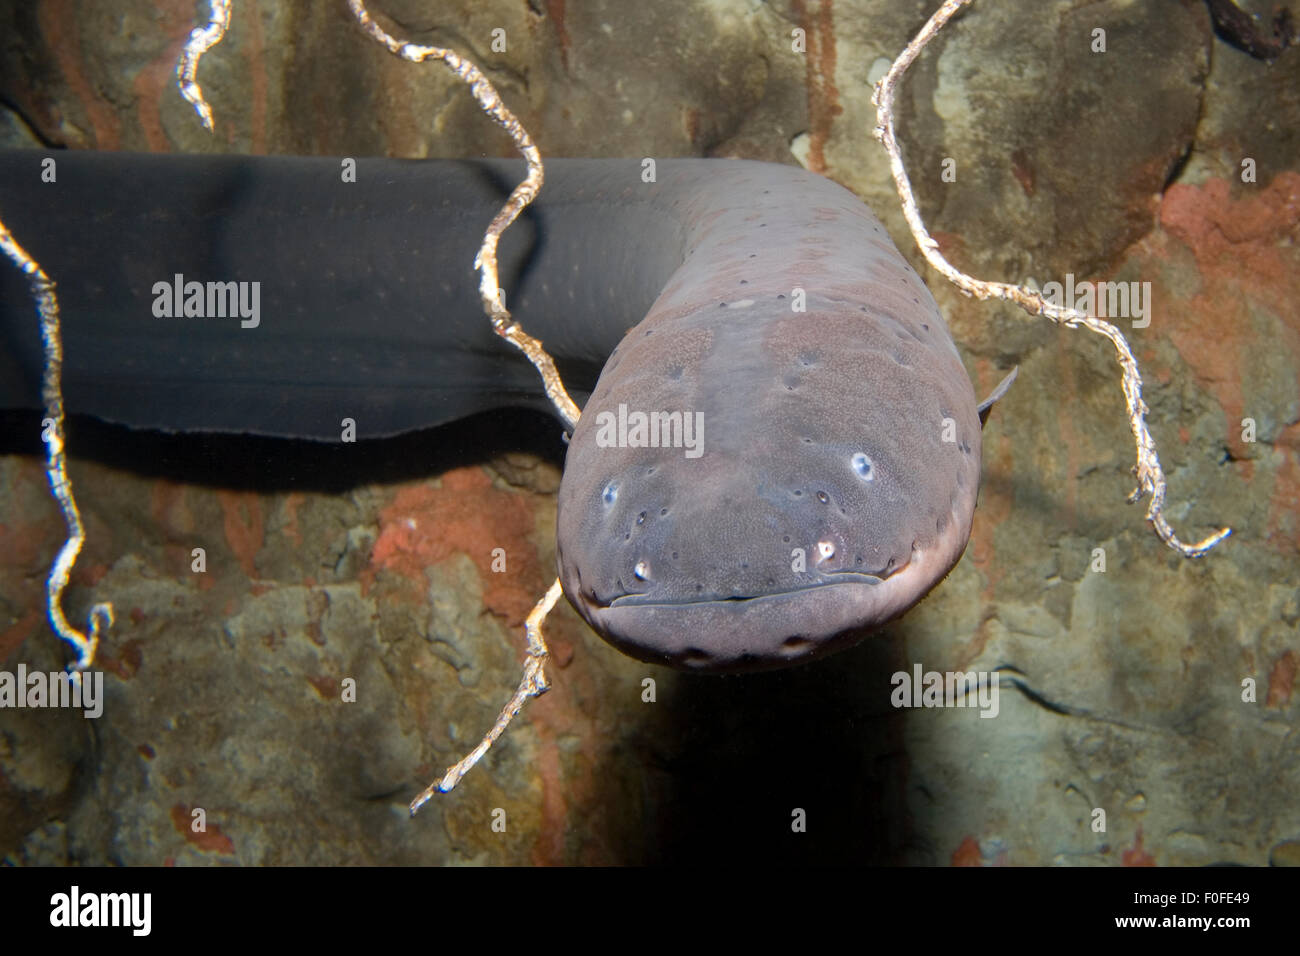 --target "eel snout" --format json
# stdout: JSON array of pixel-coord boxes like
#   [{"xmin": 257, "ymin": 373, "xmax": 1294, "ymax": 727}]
[{"xmin": 556, "ymin": 446, "xmax": 971, "ymax": 672}]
